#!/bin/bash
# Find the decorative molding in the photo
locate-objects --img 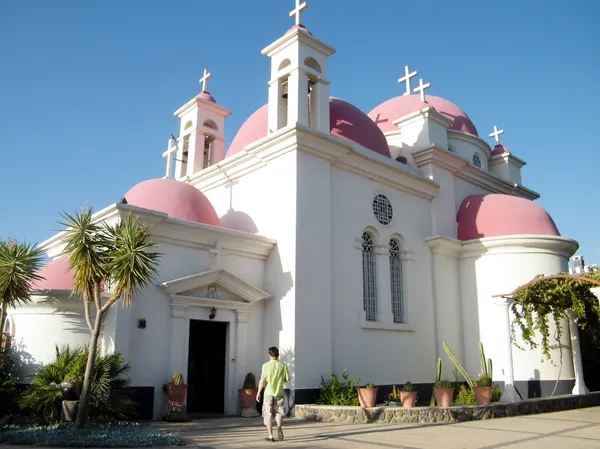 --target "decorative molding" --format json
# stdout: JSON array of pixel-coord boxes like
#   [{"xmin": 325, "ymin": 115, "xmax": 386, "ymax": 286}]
[
  {"xmin": 360, "ymin": 318, "xmax": 415, "ymax": 332},
  {"xmin": 261, "ymin": 27, "xmax": 336, "ymax": 58},
  {"xmin": 426, "ymin": 235, "xmax": 463, "ymax": 258},
  {"xmin": 490, "ymin": 152, "xmax": 527, "ymax": 168},
  {"xmin": 235, "ymin": 310, "xmax": 251, "ymax": 324},
  {"xmin": 447, "ymin": 130, "xmax": 492, "ymax": 158},
  {"xmin": 391, "ymin": 106, "xmax": 454, "ymax": 130},
  {"xmin": 460, "ymin": 235, "xmax": 579, "ymax": 260}
]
